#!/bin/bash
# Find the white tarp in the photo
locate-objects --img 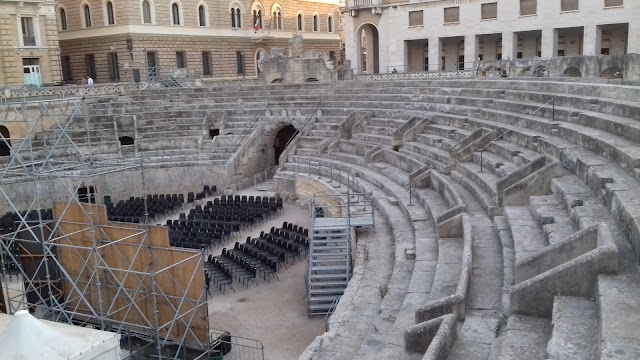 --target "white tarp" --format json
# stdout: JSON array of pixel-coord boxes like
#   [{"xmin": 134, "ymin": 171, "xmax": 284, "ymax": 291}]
[{"xmin": 0, "ymin": 310, "xmax": 121, "ymax": 360}]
